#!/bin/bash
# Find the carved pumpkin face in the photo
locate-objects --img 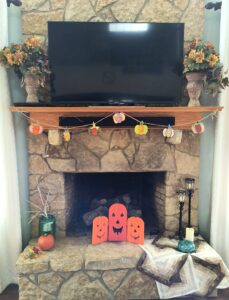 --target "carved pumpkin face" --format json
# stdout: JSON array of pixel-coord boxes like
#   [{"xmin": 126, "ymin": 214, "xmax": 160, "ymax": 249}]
[
  {"xmin": 92, "ymin": 216, "xmax": 108, "ymax": 245},
  {"xmin": 108, "ymin": 204, "xmax": 127, "ymax": 241},
  {"xmin": 127, "ymin": 217, "xmax": 144, "ymax": 245}
]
